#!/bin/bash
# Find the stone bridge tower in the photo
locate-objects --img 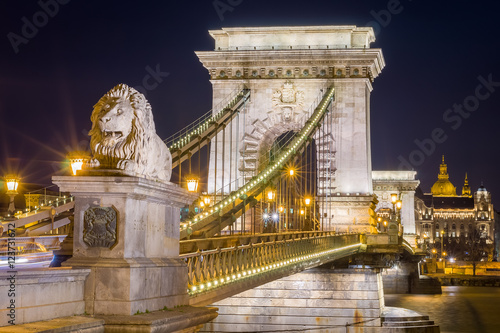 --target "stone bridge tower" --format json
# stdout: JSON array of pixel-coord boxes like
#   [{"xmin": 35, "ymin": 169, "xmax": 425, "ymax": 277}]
[{"xmin": 196, "ymin": 26, "xmax": 385, "ymax": 232}]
